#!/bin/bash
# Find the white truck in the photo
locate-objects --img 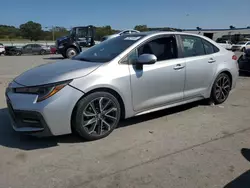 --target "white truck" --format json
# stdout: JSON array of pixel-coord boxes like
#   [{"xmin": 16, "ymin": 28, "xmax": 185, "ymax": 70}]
[{"xmin": 217, "ymin": 40, "xmax": 232, "ymax": 50}]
